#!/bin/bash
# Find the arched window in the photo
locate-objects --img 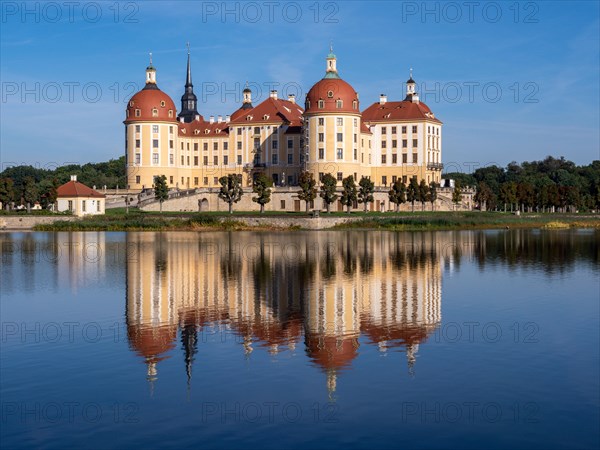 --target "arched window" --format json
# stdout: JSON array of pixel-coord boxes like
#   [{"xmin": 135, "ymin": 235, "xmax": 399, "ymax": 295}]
[
  {"xmin": 318, "ymin": 100, "xmax": 324, "ymax": 109},
  {"xmin": 152, "ymin": 108, "xmax": 158, "ymax": 117},
  {"xmin": 336, "ymin": 100, "xmax": 343, "ymax": 108}
]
